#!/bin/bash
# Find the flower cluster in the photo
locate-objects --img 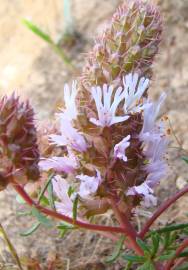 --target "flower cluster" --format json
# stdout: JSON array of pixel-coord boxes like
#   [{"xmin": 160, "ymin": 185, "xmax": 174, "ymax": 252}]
[
  {"xmin": 40, "ymin": 72, "xmax": 168, "ymax": 218},
  {"xmin": 0, "ymin": 94, "xmax": 40, "ymax": 190}
]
